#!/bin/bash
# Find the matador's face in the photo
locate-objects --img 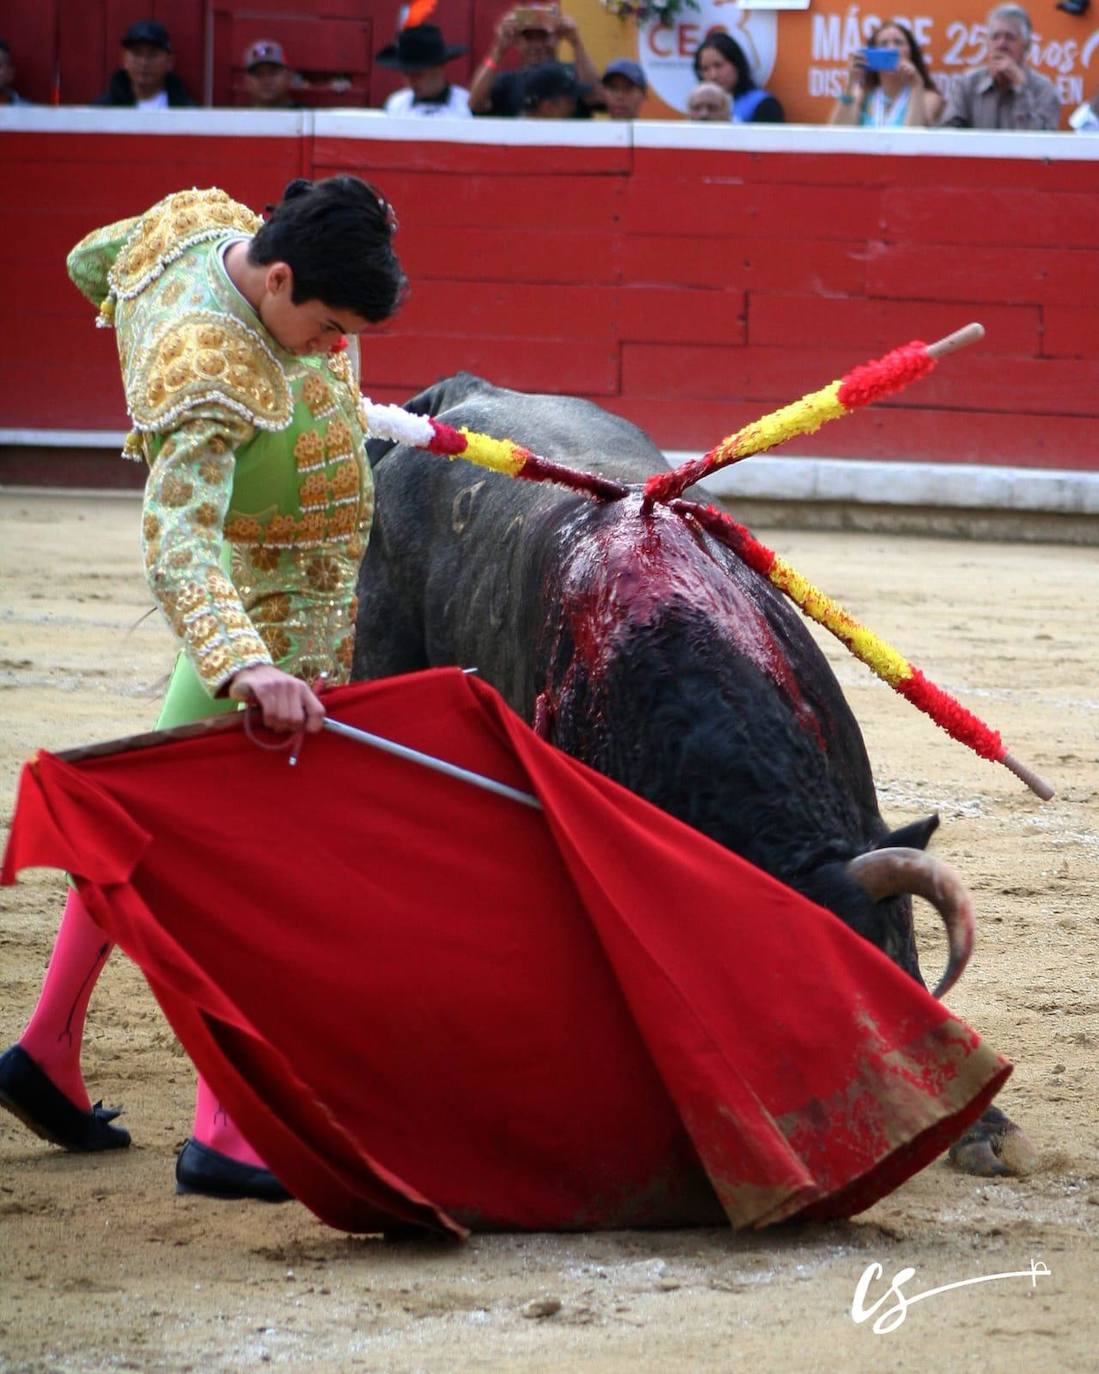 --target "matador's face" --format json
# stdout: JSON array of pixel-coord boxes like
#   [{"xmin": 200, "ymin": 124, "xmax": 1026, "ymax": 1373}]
[{"xmin": 259, "ymin": 264, "xmax": 373, "ymax": 357}]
